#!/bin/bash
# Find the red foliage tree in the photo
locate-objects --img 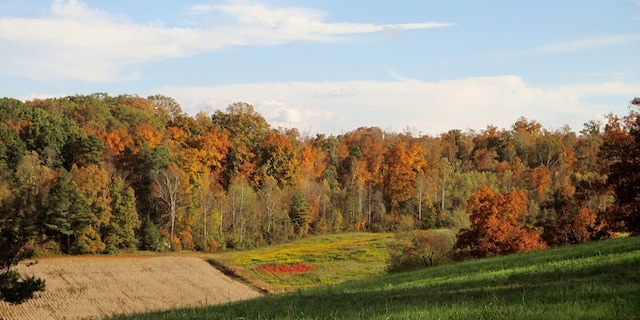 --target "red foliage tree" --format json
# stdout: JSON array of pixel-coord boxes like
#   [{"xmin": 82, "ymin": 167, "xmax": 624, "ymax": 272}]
[
  {"xmin": 537, "ymin": 190, "xmax": 611, "ymax": 246},
  {"xmin": 454, "ymin": 187, "xmax": 547, "ymax": 259},
  {"xmin": 600, "ymin": 99, "xmax": 640, "ymax": 234}
]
